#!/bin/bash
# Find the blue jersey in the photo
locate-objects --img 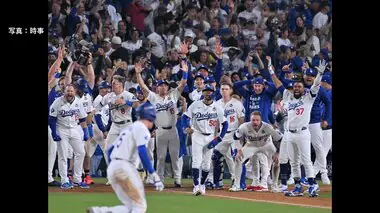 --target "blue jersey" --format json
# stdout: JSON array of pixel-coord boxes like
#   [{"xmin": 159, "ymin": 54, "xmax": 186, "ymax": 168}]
[
  {"xmin": 234, "ymin": 80, "xmax": 277, "ymax": 122},
  {"xmin": 48, "ymin": 86, "xmax": 63, "ymax": 121},
  {"xmin": 321, "ymin": 88, "xmax": 332, "ymax": 127},
  {"xmin": 305, "ymin": 85, "xmax": 331, "ymax": 124}
]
